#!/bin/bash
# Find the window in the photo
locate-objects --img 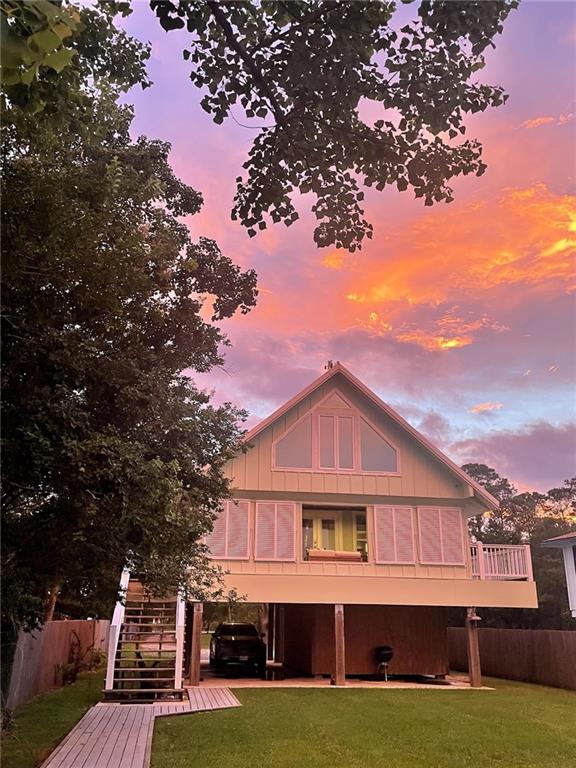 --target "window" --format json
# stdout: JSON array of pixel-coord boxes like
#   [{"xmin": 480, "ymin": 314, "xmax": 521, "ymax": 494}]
[
  {"xmin": 273, "ymin": 391, "xmax": 398, "ymax": 474},
  {"xmin": 354, "ymin": 513, "xmax": 368, "ymax": 558},
  {"xmin": 360, "ymin": 419, "xmax": 397, "ymax": 472},
  {"xmin": 205, "ymin": 500, "xmax": 250, "ymax": 560},
  {"xmin": 302, "ymin": 512, "xmax": 342, "ymax": 554},
  {"xmin": 275, "ymin": 414, "xmax": 312, "ymax": 468}
]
